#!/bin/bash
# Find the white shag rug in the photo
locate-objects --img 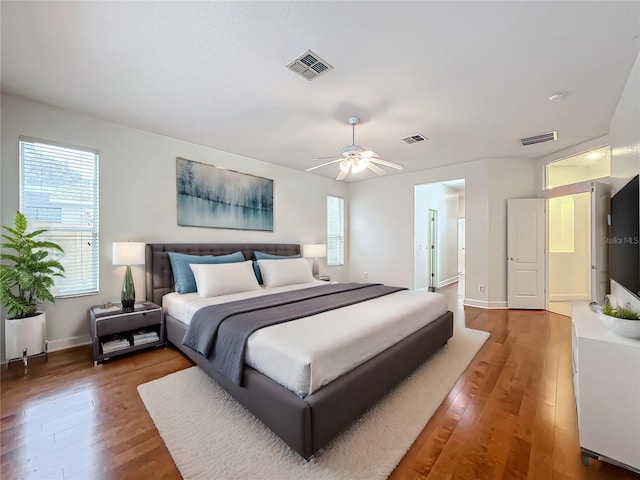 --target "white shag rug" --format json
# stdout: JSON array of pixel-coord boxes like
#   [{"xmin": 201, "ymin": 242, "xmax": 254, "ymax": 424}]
[{"xmin": 137, "ymin": 327, "xmax": 489, "ymax": 480}]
